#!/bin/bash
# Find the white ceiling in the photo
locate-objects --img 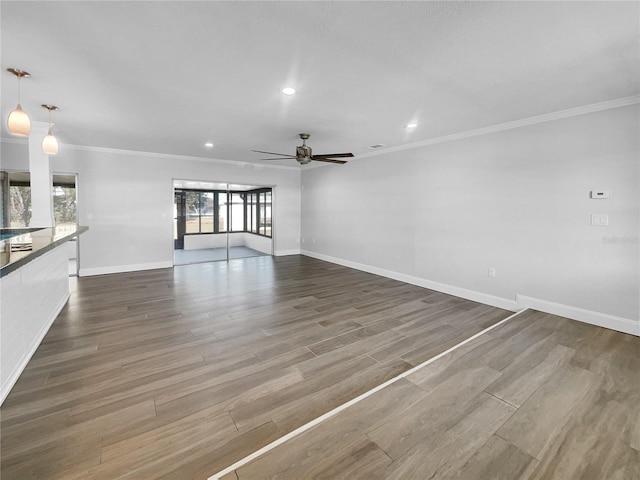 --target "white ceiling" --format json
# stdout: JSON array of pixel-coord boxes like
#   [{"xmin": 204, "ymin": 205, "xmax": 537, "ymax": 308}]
[{"xmin": 1, "ymin": 1, "xmax": 638, "ymax": 167}]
